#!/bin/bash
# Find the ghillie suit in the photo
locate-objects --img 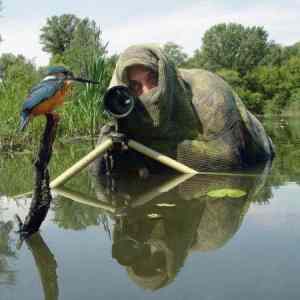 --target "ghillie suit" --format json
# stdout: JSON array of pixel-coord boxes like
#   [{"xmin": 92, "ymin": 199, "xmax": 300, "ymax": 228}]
[{"xmin": 93, "ymin": 44, "xmax": 274, "ymax": 174}]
